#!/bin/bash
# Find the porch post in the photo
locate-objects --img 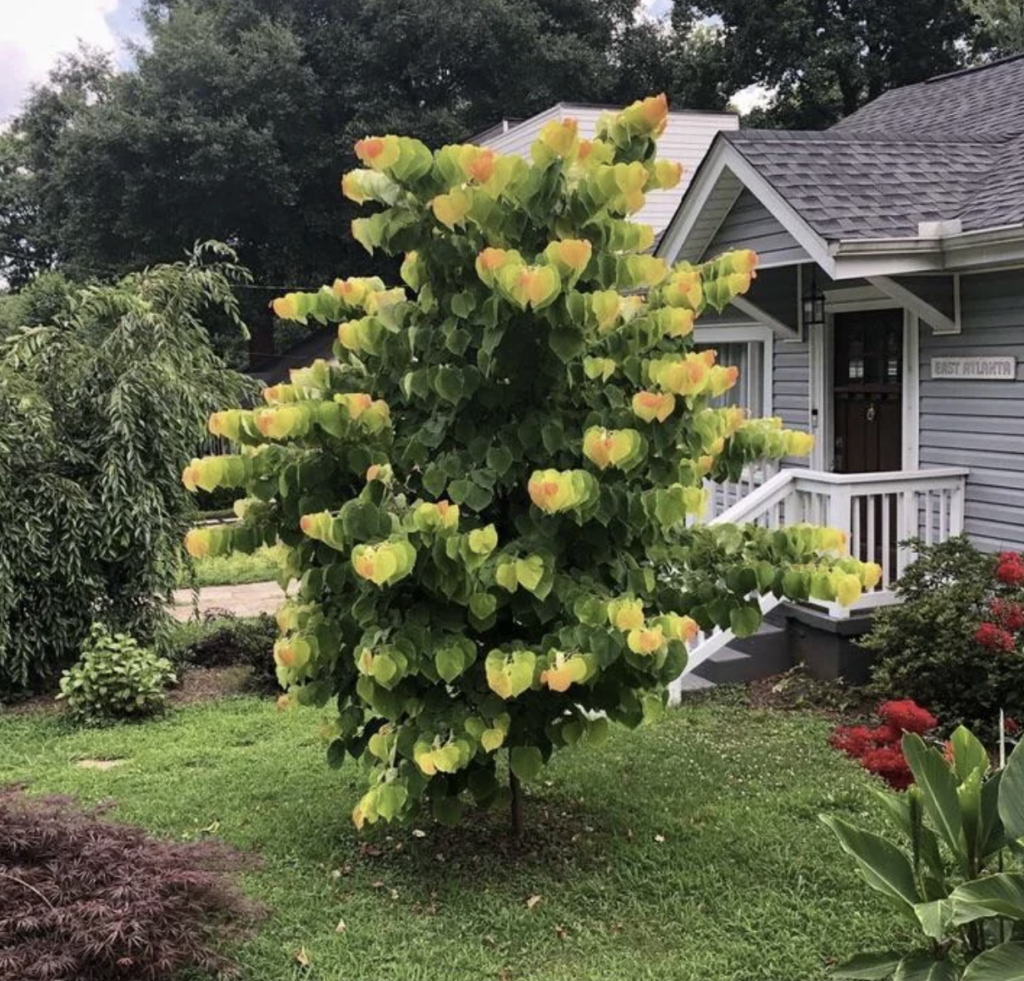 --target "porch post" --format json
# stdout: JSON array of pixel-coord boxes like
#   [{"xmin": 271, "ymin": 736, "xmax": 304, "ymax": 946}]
[{"xmin": 828, "ymin": 485, "xmax": 853, "ymax": 619}]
